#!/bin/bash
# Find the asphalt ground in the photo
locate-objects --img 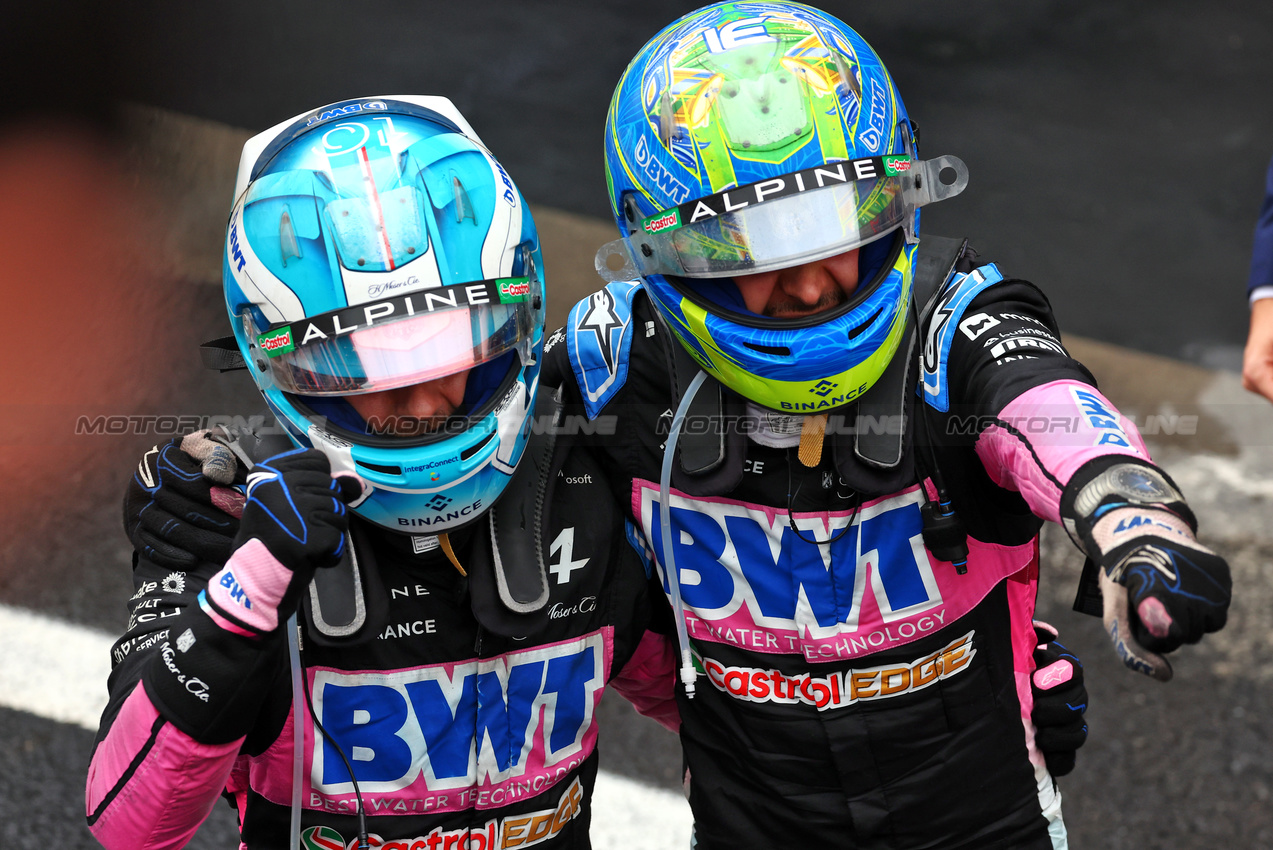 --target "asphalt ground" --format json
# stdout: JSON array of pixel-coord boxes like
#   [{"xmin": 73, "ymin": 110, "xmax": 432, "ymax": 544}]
[{"xmin": 4, "ymin": 1, "xmax": 1273, "ymax": 846}]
